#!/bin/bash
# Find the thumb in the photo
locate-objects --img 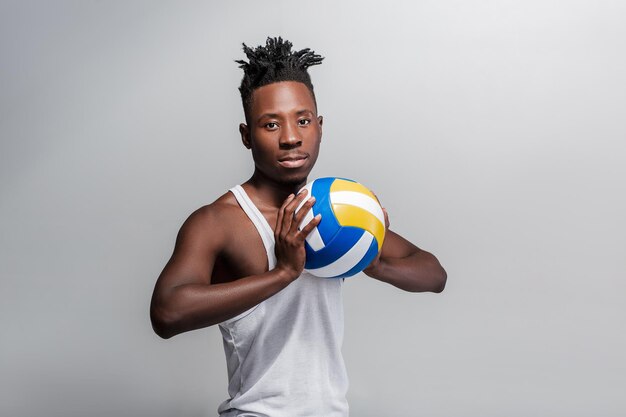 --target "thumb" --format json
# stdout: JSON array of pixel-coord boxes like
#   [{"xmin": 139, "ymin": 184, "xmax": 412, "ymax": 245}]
[{"xmin": 382, "ymin": 208, "xmax": 390, "ymax": 229}]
